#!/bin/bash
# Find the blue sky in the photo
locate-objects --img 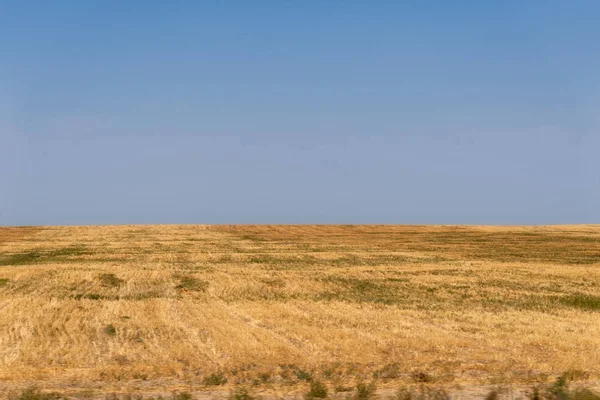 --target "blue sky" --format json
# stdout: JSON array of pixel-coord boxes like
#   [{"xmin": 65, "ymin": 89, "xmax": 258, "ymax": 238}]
[{"xmin": 1, "ymin": 1, "xmax": 598, "ymax": 225}]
